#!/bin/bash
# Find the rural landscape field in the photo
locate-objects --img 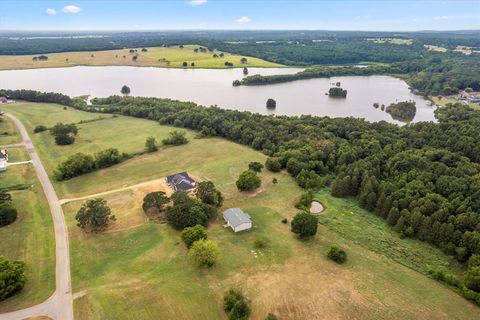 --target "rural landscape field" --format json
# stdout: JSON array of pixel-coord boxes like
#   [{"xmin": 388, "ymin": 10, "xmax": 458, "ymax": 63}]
[{"xmin": 1, "ymin": 1, "xmax": 480, "ymax": 320}]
